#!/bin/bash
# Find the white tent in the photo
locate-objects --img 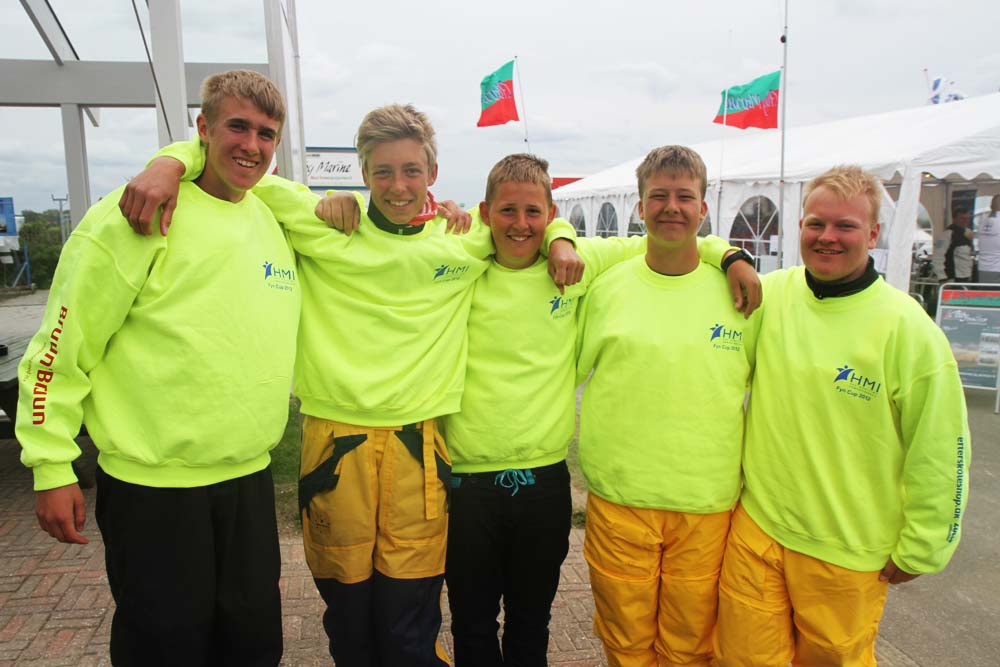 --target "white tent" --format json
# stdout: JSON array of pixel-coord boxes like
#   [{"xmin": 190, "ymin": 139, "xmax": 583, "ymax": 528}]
[{"xmin": 554, "ymin": 93, "xmax": 1000, "ymax": 290}]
